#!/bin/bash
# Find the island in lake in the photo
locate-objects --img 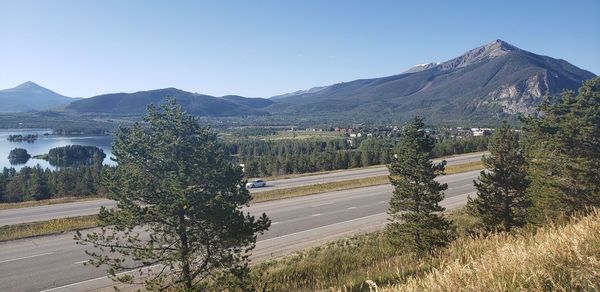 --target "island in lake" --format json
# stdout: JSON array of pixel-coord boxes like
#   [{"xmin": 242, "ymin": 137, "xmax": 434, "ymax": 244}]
[
  {"xmin": 8, "ymin": 148, "xmax": 31, "ymax": 165},
  {"xmin": 7, "ymin": 134, "xmax": 38, "ymax": 143},
  {"xmin": 35, "ymin": 145, "xmax": 106, "ymax": 167}
]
